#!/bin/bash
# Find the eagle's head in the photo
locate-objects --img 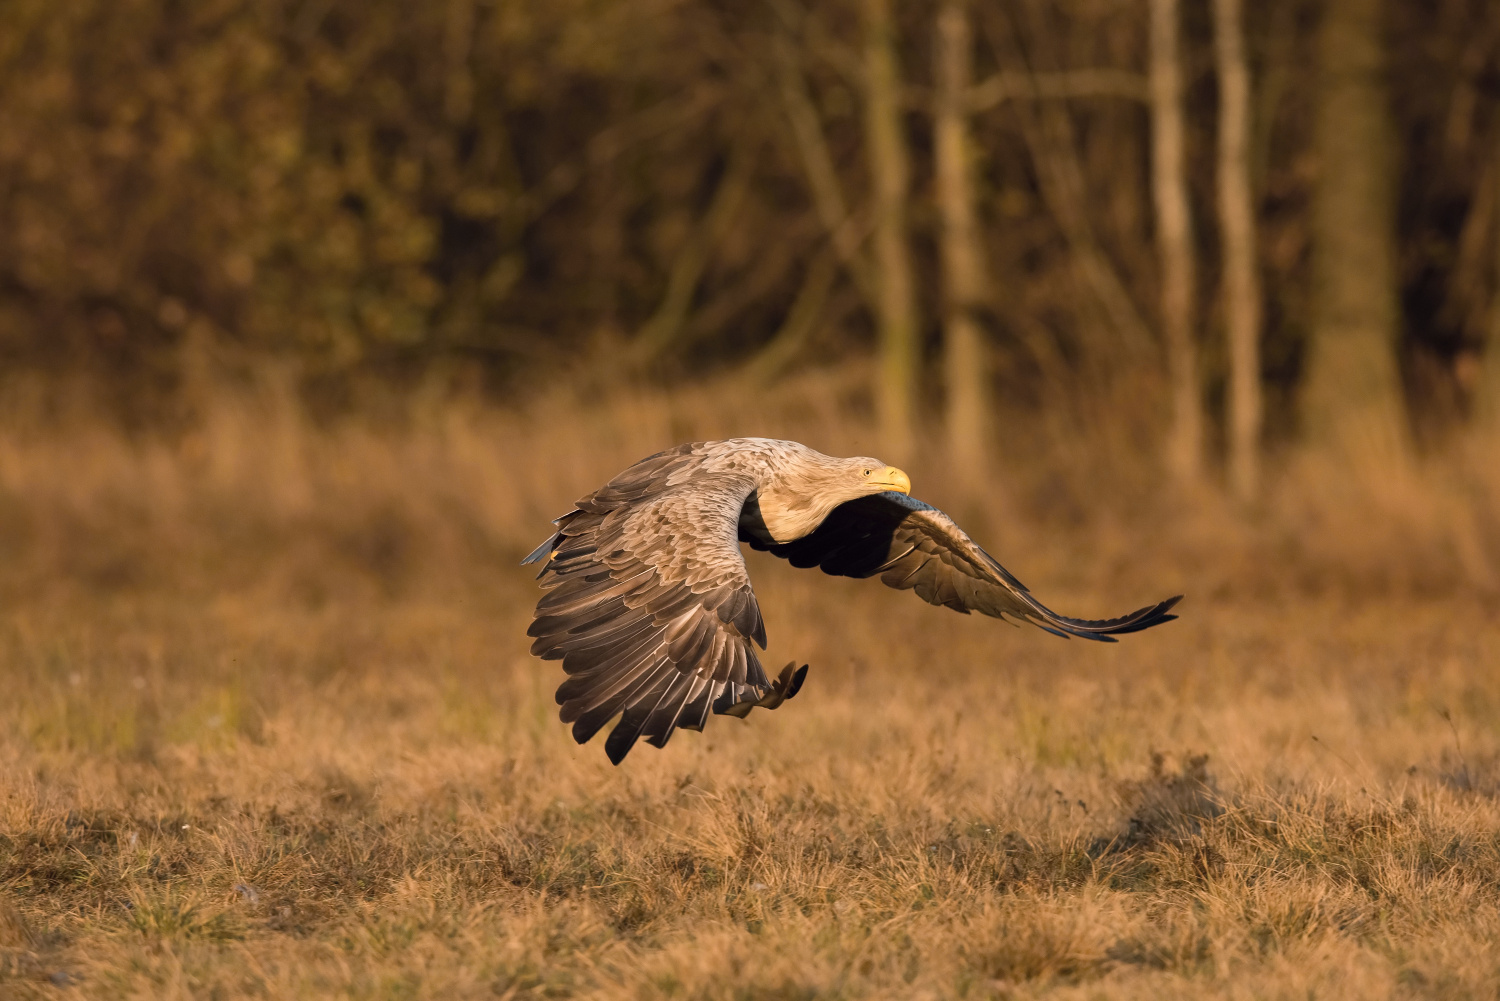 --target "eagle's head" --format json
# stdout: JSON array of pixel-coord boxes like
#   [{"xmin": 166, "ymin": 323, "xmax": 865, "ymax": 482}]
[
  {"xmin": 849, "ymin": 460, "xmax": 912, "ymax": 497},
  {"xmin": 753, "ymin": 446, "xmax": 911, "ymax": 543}
]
